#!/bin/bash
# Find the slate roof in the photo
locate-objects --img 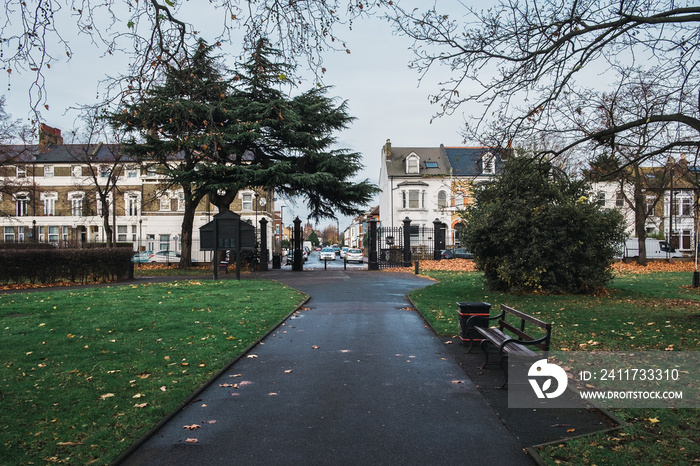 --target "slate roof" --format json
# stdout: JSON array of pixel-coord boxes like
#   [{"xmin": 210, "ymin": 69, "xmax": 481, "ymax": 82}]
[
  {"xmin": 383, "ymin": 144, "xmax": 504, "ymax": 178},
  {"xmin": 384, "ymin": 146, "xmax": 450, "ymax": 178},
  {"xmin": 443, "ymin": 147, "xmax": 503, "ymax": 176}
]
